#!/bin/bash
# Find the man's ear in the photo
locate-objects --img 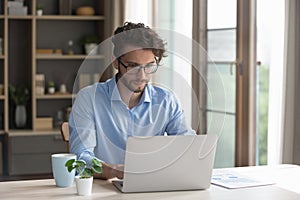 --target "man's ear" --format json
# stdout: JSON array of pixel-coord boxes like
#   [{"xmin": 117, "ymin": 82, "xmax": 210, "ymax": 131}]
[{"xmin": 112, "ymin": 56, "xmax": 118, "ymax": 70}]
